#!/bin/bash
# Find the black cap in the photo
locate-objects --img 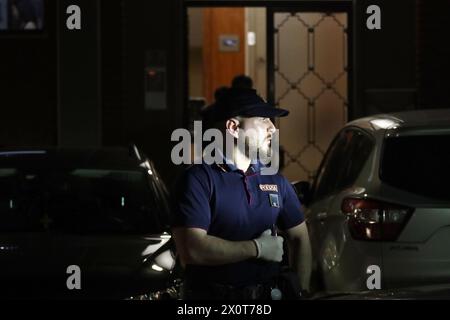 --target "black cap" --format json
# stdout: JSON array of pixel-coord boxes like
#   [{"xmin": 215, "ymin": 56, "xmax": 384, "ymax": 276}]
[{"xmin": 201, "ymin": 87, "xmax": 289, "ymax": 122}]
